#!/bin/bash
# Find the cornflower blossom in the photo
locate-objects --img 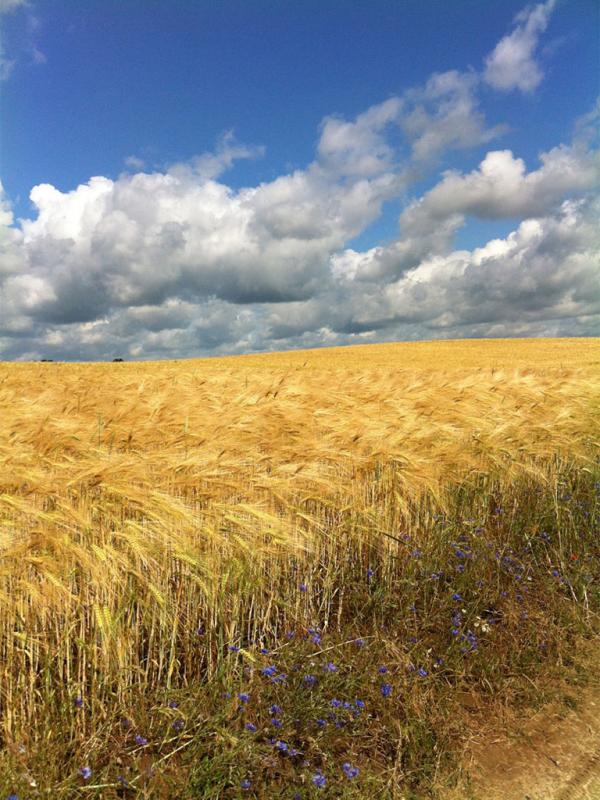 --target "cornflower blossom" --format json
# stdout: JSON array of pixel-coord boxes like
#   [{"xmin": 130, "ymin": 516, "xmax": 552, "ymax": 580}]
[
  {"xmin": 381, "ymin": 683, "xmax": 392, "ymax": 697},
  {"xmin": 342, "ymin": 762, "xmax": 359, "ymax": 779},
  {"xmin": 79, "ymin": 767, "xmax": 92, "ymax": 780},
  {"xmin": 312, "ymin": 772, "xmax": 326, "ymax": 788}
]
